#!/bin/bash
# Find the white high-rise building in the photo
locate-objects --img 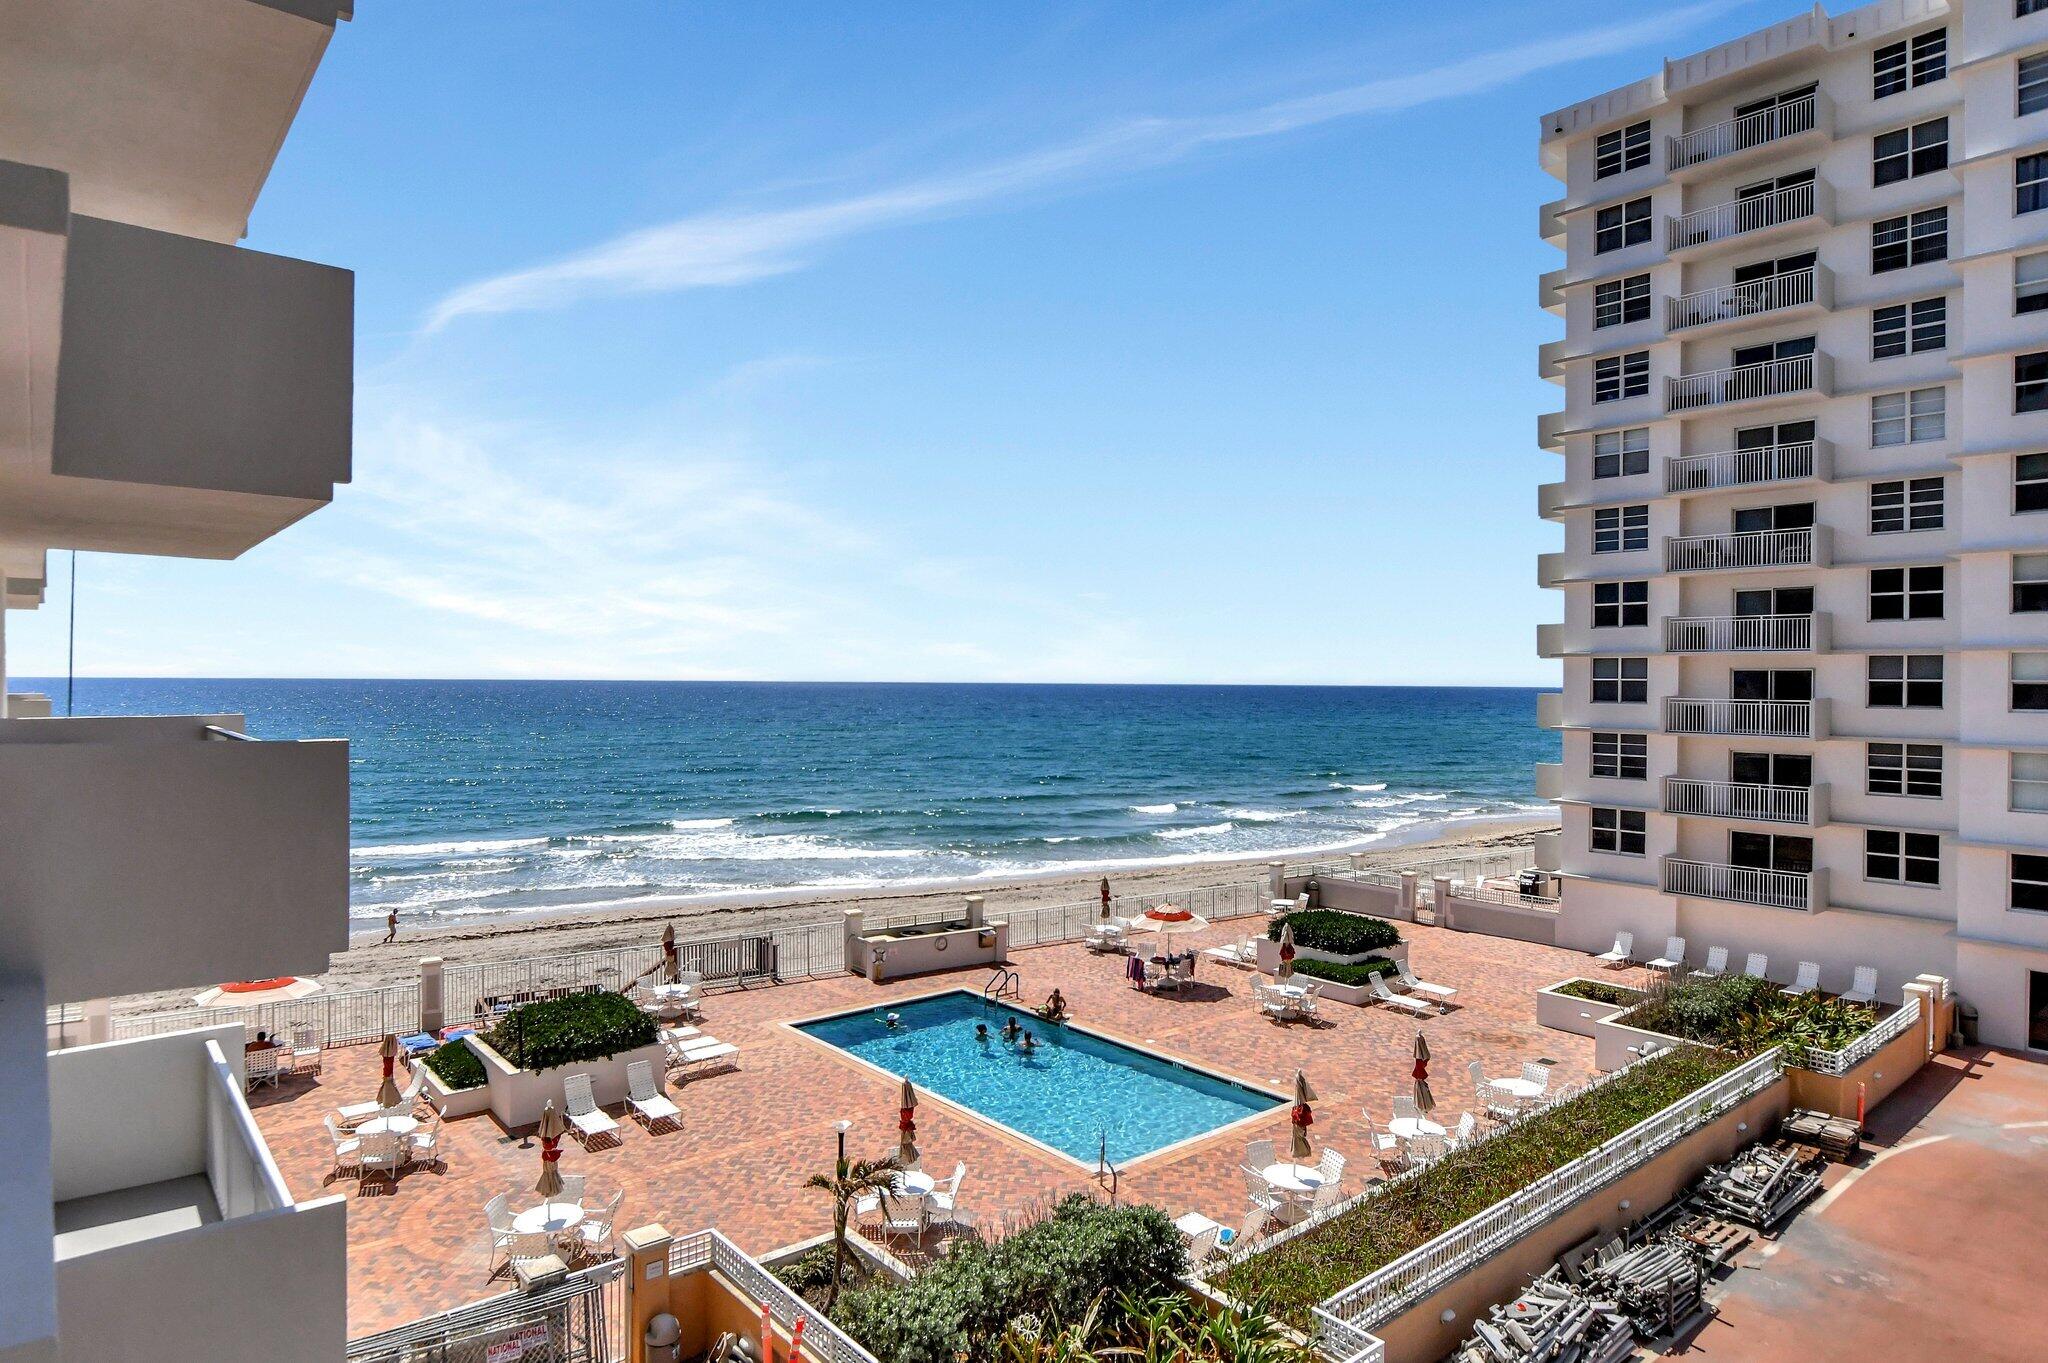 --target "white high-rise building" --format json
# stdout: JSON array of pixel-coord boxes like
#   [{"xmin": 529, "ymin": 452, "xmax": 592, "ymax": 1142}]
[
  {"xmin": 0, "ymin": 3, "xmax": 354, "ymax": 1360},
  {"xmin": 1536, "ymin": 0, "xmax": 2048, "ymax": 1052}
]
